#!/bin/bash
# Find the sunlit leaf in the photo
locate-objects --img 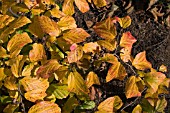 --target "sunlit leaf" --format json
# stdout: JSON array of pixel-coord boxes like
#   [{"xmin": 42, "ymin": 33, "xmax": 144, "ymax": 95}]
[
  {"xmin": 132, "ymin": 105, "xmax": 142, "ymax": 113},
  {"xmin": 50, "ymin": 7, "xmax": 65, "ymax": 18},
  {"xmin": 159, "ymin": 64, "xmax": 167, "ymax": 72},
  {"xmin": 7, "ymin": 32, "xmax": 32, "ymax": 58},
  {"xmin": 93, "ymin": 17, "xmax": 117, "ymax": 41},
  {"xmin": 120, "ymin": 32, "xmax": 137, "ymax": 62},
  {"xmin": 4, "ymin": 76, "xmax": 18, "ymax": 90},
  {"xmin": 116, "ymin": 16, "xmax": 131, "ymax": 28},
  {"xmin": 92, "ymin": 0, "xmax": 107, "ymax": 8},
  {"xmin": 86, "ymin": 71, "xmax": 100, "ymax": 88},
  {"xmin": 0, "ymin": 46, "xmax": 9, "ymax": 58},
  {"xmin": 97, "ymin": 96, "xmax": 123, "ymax": 112},
  {"xmin": 106, "ymin": 55, "xmax": 127, "ymax": 82},
  {"xmin": 97, "ymin": 40, "xmax": 116, "ymax": 51},
  {"xmin": 83, "ymin": 42, "xmax": 100, "ymax": 53},
  {"xmin": 125, "ymin": 76, "xmax": 141, "ymax": 99},
  {"xmin": 62, "ymin": 28, "xmax": 90, "ymax": 44},
  {"xmin": 62, "ymin": 0, "xmax": 75, "ymax": 15},
  {"xmin": 57, "ymin": 16, "xmax": 77, "ymax": 31},
  {"xmin": 155, "ymin": 96, "xmax": 167, "ymax": 112},
  {"xmin": 0, "ymin": 16, "xmax": 31, "ymax": 43},
  {"xmin": 74, "ymin": 0, "xmax": 89, "ymax": 13},
  {"xmin": 29, "ymin": 43, "xmax": 47, "ymax": 62},
  {"xmin": 68, "ymin": 70, "xmax": 89, "ymax": 95},
  {"xmin": 68, "ymin": 45, "xmax": 83, "ymax": 63},
  {"xmin": 0, "ymin": 14, "xmax": 14, "ymax": 29},
  {"xmin": 21, "ymin": 63, "xmax": 34, "ymax": 76},
  {"xmin": 28, "ymin": 101, "xmax": 61, "ymax": 113},
  {"xmin": 37, "ymin": 59, "xmax": 61, "ymax": 79},
  {"xmin": 0, "ymin": 68, "xmax": 6, "ymax": 81},
  {"xmin": 132, "ymin": 51, "xmax": 152, "ymax": 70},
  {"xmin": 24, "ymin": 0, "xmax": 38, "ymax": 9}
]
